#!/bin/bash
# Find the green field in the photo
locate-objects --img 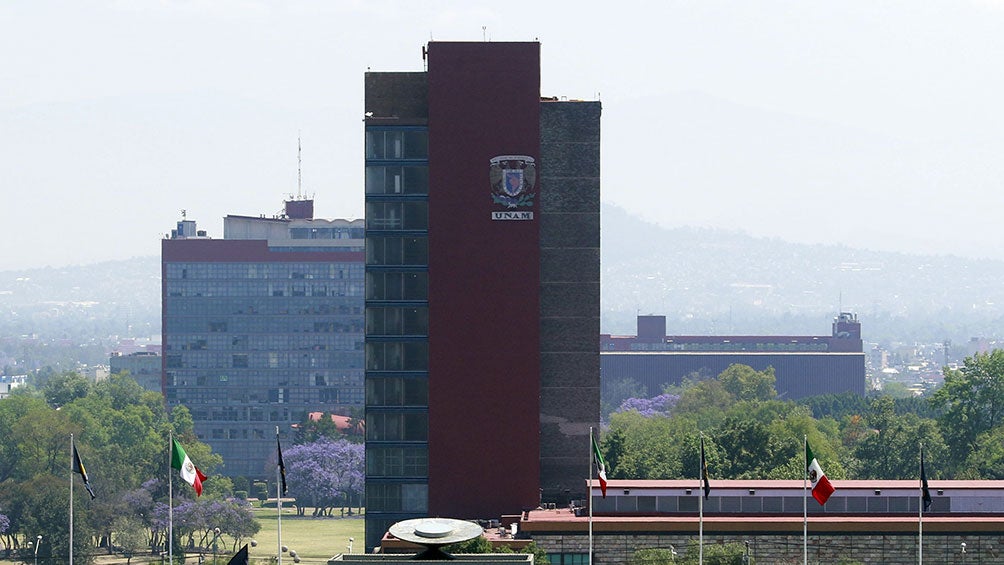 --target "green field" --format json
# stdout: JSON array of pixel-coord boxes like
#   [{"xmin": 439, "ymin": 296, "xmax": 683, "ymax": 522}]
[
  {"xmin": 248, "ymin": 507, "xmax": 365, "ymax": 563},
  {"xmin": 0, "ymin": 508, "xmax": 365, "ymax": 565}
]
